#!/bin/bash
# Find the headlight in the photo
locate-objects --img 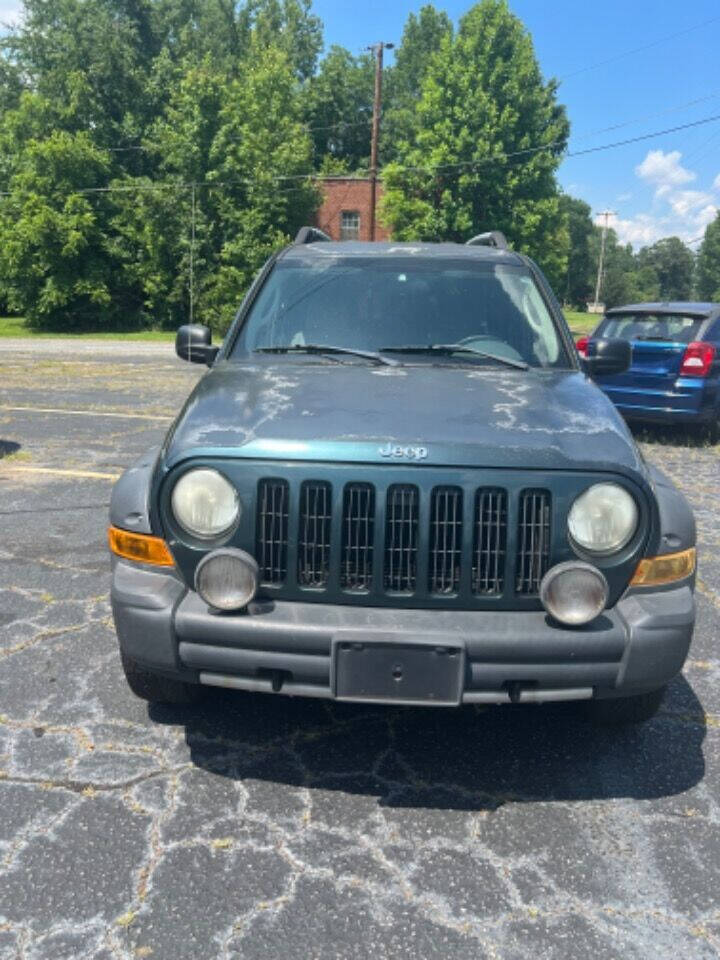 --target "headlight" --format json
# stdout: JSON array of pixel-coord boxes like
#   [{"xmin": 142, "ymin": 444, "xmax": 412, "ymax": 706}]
[
  {"xmin": 568, "ymin": 483, "xmax": 638, "ymax": 555},
  {"xmin": 171, "ymin": 468, "xmax": 239, "ymax": 539},
  {"xmin": 195, "ymin": 548, "xmax": 258, "ymax": 611}
]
